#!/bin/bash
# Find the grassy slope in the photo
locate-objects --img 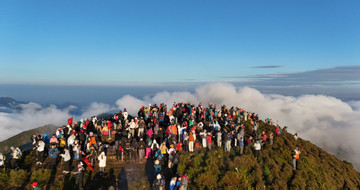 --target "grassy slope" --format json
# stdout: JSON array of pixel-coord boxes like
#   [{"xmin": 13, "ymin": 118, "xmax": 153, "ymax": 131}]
[{"xmin": 177, "ymin": 121, "xmax": 360, "ymax": 189}]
